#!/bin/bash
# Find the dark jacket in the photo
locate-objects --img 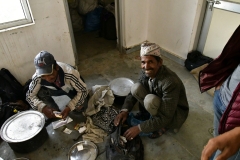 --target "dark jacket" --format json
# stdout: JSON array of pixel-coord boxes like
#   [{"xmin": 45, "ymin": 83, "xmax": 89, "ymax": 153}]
[
  {"xmin": 199, "ymin": 25, "xmax": 240, "ymax": 134},
  {"xmin": 122, "ymin": 65, "xmax": 189, "ymax": 133}
]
